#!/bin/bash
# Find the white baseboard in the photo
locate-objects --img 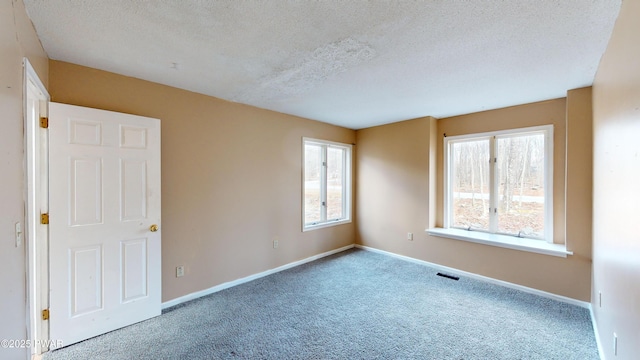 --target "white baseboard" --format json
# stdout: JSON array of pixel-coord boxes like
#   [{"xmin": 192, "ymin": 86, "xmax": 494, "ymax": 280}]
[
  {"xmin": 162, "ymin": 244, "xmax": 355, "ymax": 310},
  {"xmin": 355, "ymin": 244, "xmax": 591, "ymax": 309},
  {"xmin": 590, "ymin": 306, "xmax": 605, "ymax": 360}
]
